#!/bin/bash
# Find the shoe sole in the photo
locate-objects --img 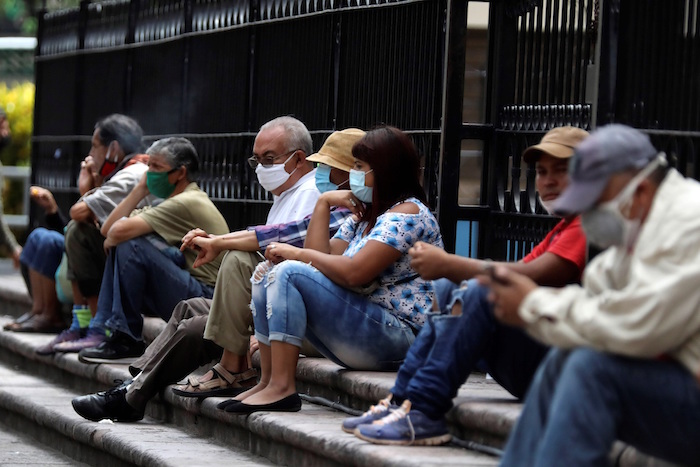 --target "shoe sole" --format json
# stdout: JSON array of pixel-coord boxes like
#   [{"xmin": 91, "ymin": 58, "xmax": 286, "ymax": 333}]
[
  {"xmin": 71, "ymin": 400, "xmax": 144, "ymax": 423},
  {"xmin": 78, "ymin": 355, "xmax": 140, "ymax": 365},
  {"xmin": 354, "ymin": 429, "xmax": 452, "ymax": 446},
  {"xmin": 172, "ymin": 384, "xmax": 255, "ymax": 399}
]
